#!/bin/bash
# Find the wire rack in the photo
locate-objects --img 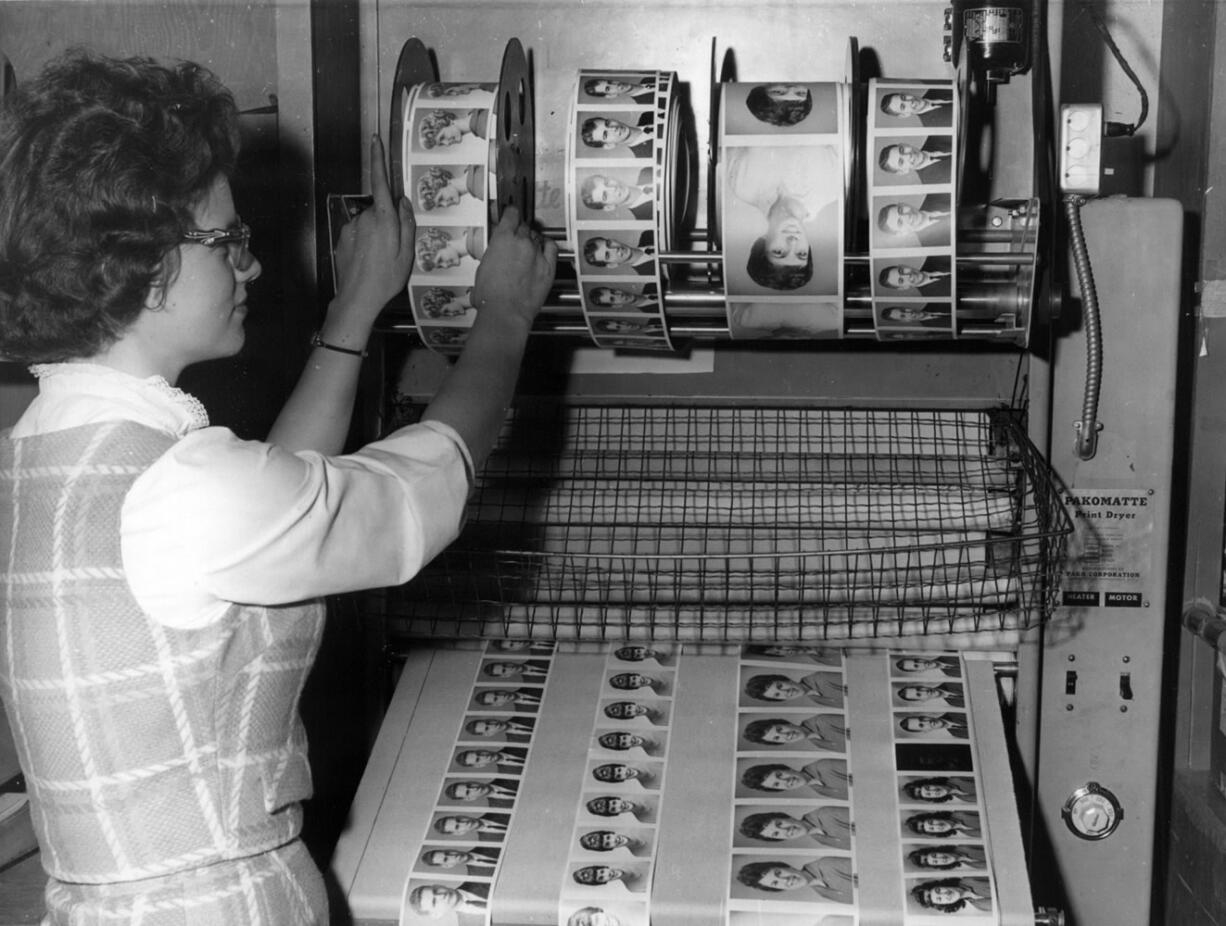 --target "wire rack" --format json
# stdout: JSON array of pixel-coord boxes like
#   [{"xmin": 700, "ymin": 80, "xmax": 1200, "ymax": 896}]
[{"xmin": 375, "ymin": 404, "xmax": 1072, "ymax": 643}]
